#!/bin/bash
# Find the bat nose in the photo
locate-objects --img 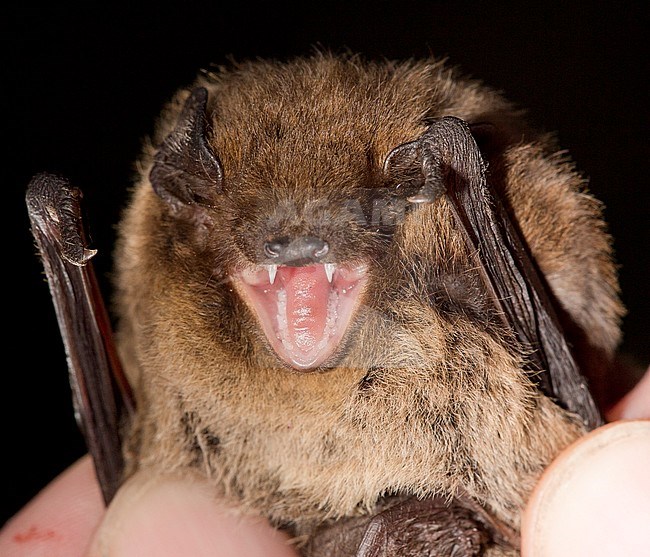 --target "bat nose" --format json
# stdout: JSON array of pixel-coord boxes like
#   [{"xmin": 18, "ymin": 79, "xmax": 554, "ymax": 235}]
[{"xmin": 264, "ymin": 236, "xmax": 329, "ymax": 266}]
